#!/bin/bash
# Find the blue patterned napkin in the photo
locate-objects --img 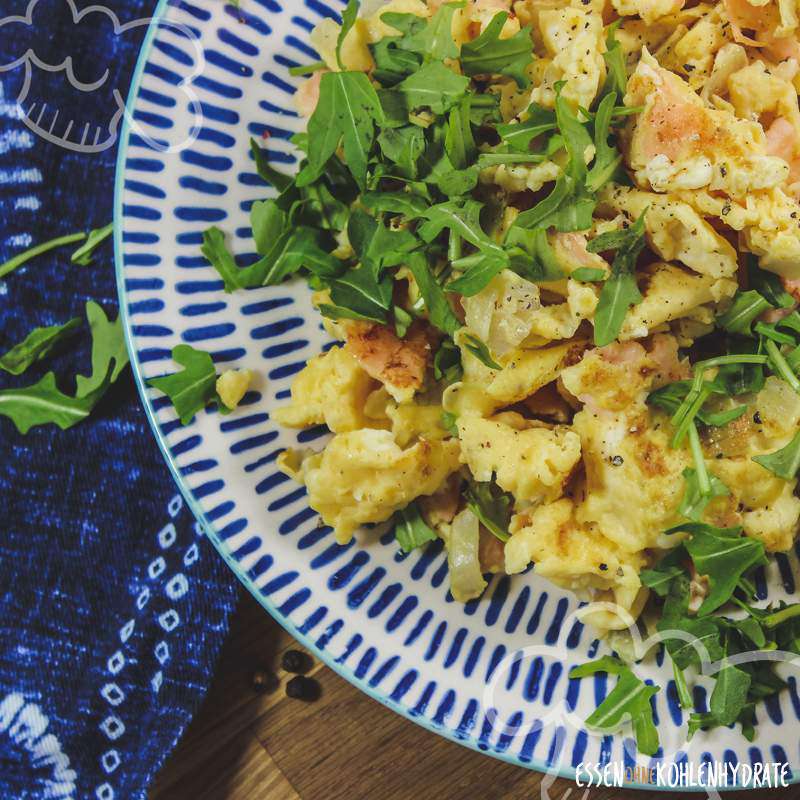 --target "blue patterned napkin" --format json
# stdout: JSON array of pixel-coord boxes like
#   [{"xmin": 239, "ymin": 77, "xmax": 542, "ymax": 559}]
[{"xmin": 0, "ymin": 2, "xmax": 238, "ymax": 798}]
